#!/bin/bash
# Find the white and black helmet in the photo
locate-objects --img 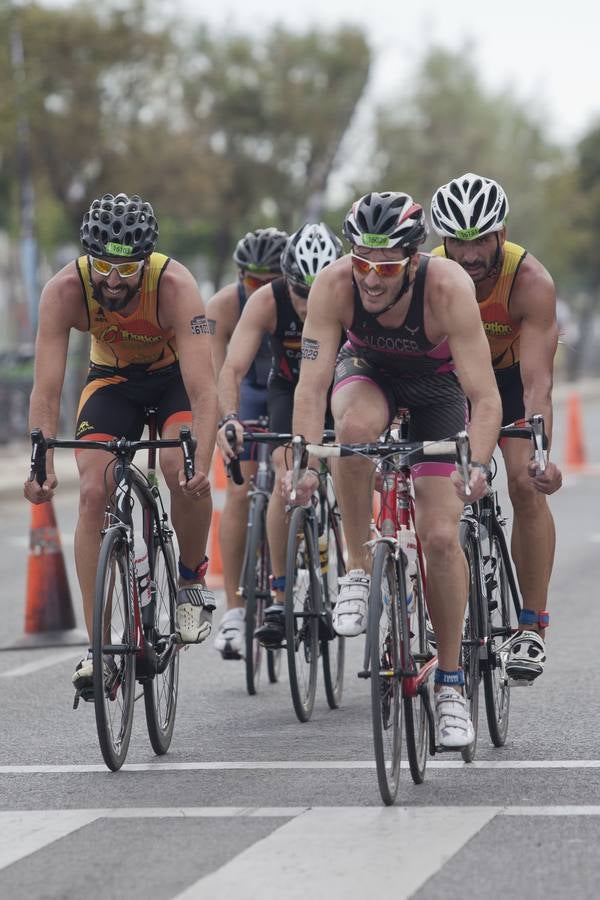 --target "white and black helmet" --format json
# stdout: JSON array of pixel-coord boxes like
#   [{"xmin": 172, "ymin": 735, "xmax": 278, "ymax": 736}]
[
  {"xmin": 280, "ymin": 223, "xmax": 343, "ymax": 285},
  {"xmin": 343, "ymin": 191, "xmax": 428, "ymax": 251},
  {"xmin": 431, "ymin": 173, "xmax": 509, "ymax": 240},
  {"xmin": 233, "ymin": 227, "xmax": 289, "ymax": 272}
]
